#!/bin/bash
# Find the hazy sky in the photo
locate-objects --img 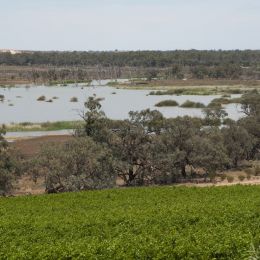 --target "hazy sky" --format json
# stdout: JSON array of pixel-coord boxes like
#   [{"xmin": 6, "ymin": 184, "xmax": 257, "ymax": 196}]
[{"xmin": 1, "ymin": 0, "xmax": 260, "ymax": 51}]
